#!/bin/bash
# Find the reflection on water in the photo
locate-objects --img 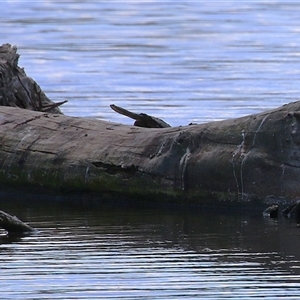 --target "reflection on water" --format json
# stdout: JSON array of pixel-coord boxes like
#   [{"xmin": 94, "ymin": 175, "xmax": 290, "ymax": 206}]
[
  {"xmin": 2, "ymin": 1, "xmax": 300, "ymax": 125},
  {"xmin": 0, "ymin": 196, "xmax": 300, "ymax": 299}
]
